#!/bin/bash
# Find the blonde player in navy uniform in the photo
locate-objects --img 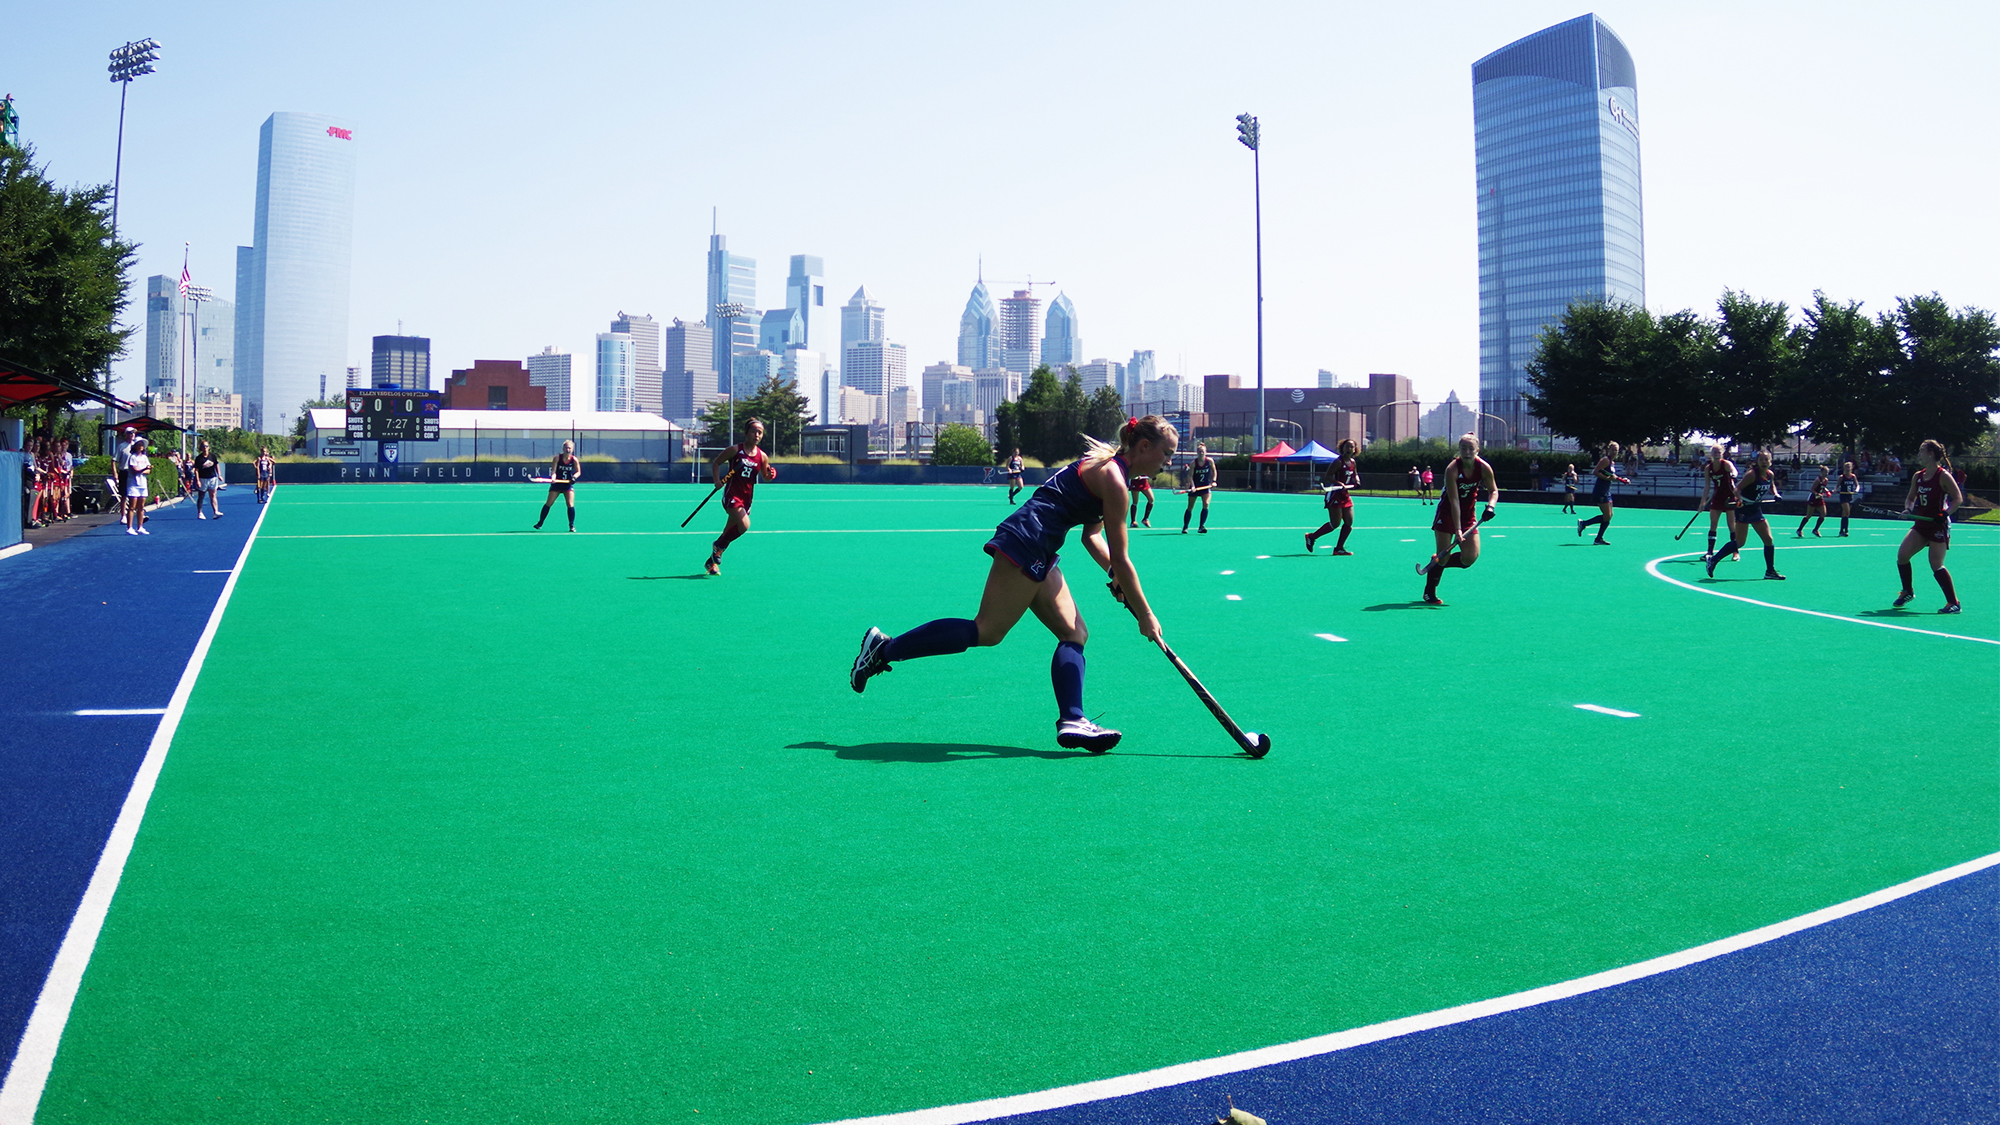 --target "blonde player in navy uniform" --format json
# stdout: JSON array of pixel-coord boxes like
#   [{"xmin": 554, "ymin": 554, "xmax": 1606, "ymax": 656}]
[
  {"xmin": 534, "ymin": 440, "xmax": 582, "ymax": 531},
  {"xmin": 1575, "ymin": 442, "xmax": 1630, "ymax": 544},
  {"xmin": 1707, "ymin": 450, "xmax": 1785, "ymax": 581},
  {"xmin": 1005, "ymin": 449, "xmax": 1026, "ymax": 505},
  {"xmin": 1836, "ymin": 462, "xmax": 1859, "ymax": 536},
  {"xmin": 851, "ymin": 416, "xmax": 1179, "ymax": 752}
]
